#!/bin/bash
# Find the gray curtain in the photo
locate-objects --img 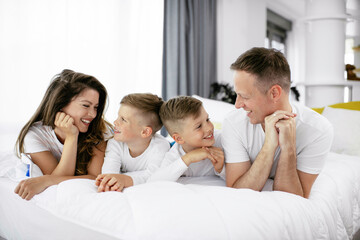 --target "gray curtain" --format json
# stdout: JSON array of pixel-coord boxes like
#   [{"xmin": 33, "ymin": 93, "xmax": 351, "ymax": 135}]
[{"xmin": 162, "ymin": 0, "xmax": 217, "ymax": 100}]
